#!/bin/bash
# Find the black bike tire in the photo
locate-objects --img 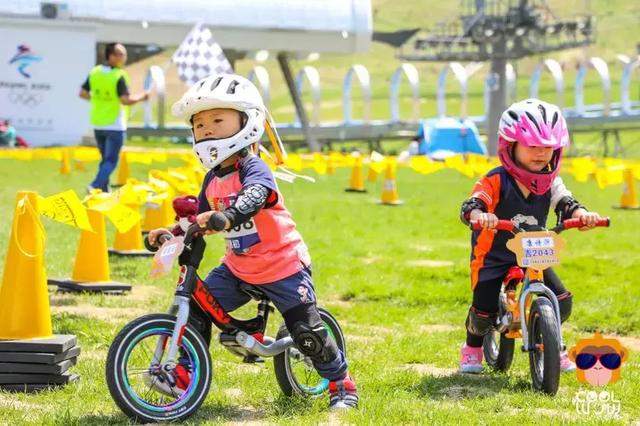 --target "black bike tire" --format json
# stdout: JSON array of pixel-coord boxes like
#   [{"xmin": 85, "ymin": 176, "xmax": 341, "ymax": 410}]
[
  {"xmin": 106, "ymin": 314, "xmax": 212, "ymax": 423},
  {"xmin": 528, "ymin": 298, "xmax": 561, "ymax": 395},
  {"xmin": 273, "ymin": 307, "xmax": 346, "ymax": 397},
  {"xmin": 483, "ymin": 330, "xmax": 515, "ymax": 372}
]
